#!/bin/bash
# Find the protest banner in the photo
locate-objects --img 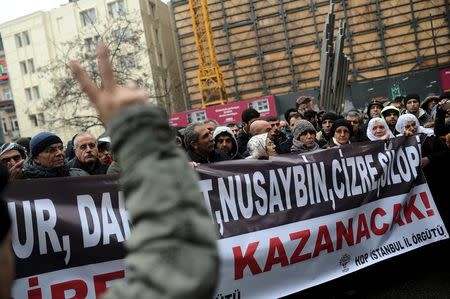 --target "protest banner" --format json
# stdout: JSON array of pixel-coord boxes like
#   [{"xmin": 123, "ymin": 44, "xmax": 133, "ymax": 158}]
[{"xmin": 6, "ymin": 135, "xmax": 448, "ymax": 299}]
